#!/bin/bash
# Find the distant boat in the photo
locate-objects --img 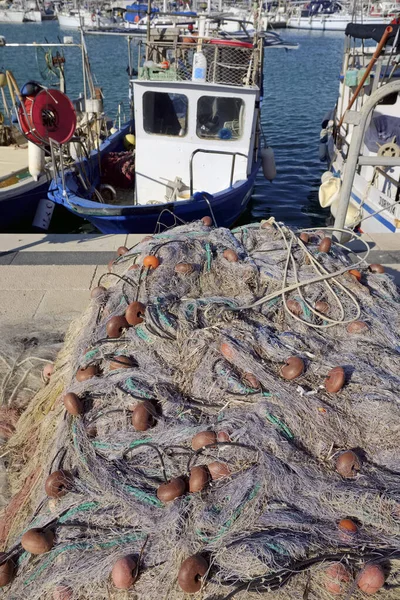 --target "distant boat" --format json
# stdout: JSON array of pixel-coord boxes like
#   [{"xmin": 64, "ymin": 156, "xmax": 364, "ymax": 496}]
[
  {"xmin": 57, "ymin": 8, "xmax": 115, "ymax": 28},
  {"xmin": 287, "ymin": 1, "xmax": 392, "ymax": 30},
  {"xmin": 0, "ymin": 0, "xmax": 53, "ymax": 23},
  {"xmin": 49, "ymin": 18, "xmax": 276, "ymax": 233},
  {"xmin": 0, "ymin": 2, "xmax": 24, "ymax": 23},
  {"xmin": 23, "ymin": 0, "xmax": 42, "ymax": 22},
  {"xmin": 85, "ymin": 12, "xmax": 298, "ymax": 49}
]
